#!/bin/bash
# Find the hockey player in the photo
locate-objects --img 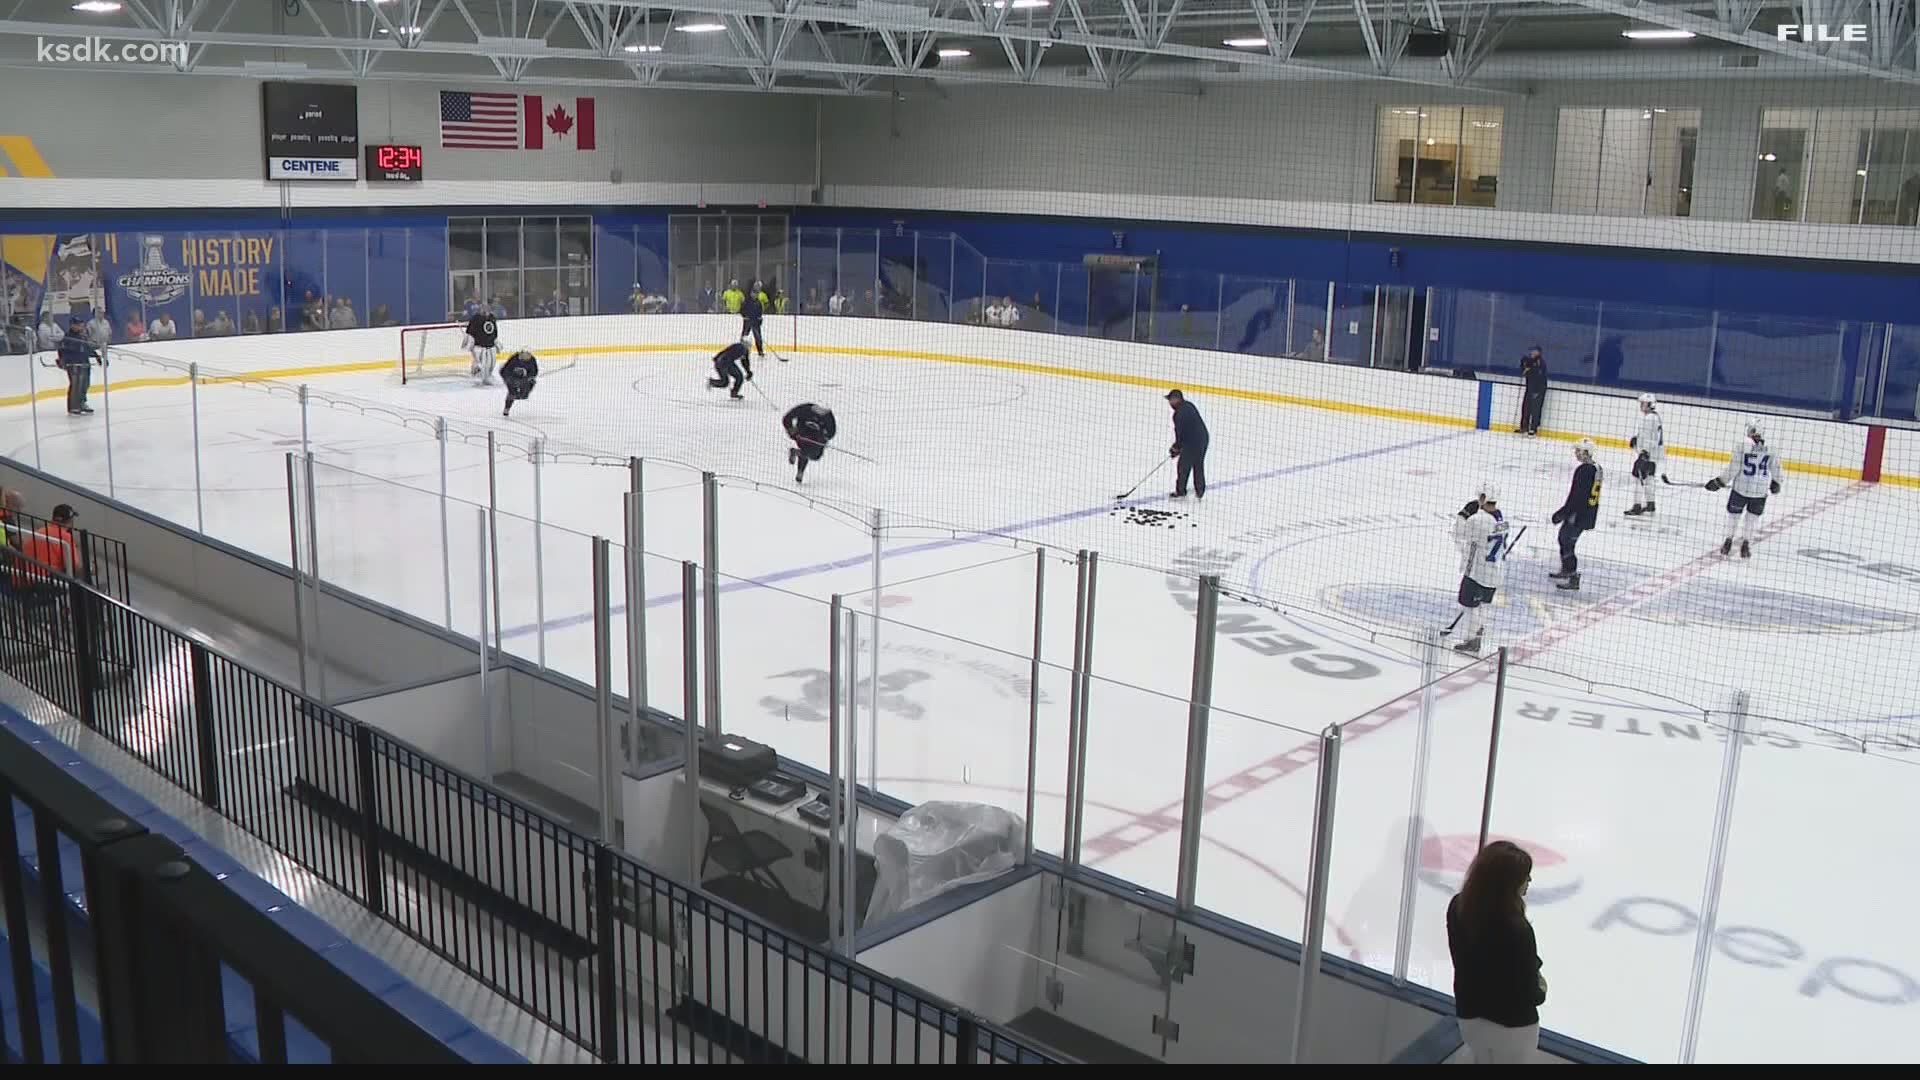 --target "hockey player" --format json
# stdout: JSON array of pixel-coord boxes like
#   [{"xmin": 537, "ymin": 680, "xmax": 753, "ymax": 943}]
[
  {"xmin": 782, "ymin": 402, "xmax": 838, "ymax": 484},
  {"xmin": 1548, "ymin": 438, "xmax": 1602, "ymax": 591},
  {"xmin": 1446, "ymin": 484, "xmax": 1512, "ymax": 656},
  {"xmin": 1165, "ymin": 389, "xmax": 1210, "ymax": 500},
  {"xmin": 740, "ymin": 281, "xmax": 766, "ymax": 359},
  {"xmin": 707, "ymin": 335, "xmax": 754, "ymax": 399},
  {"xmin": 1704, "ymin": 420, "xmax": 1782, "ymax": 559},
  {"xmin": 1625, "ymin": 393, "xmax": 1665, "ymax": 517},
  {"xmin": 498, "ymin": 349, "xmax": 538, "ymax": 417},
  {"xmin": 463, "ymin": 307, "xmax": 499, "ymax": 386}
]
